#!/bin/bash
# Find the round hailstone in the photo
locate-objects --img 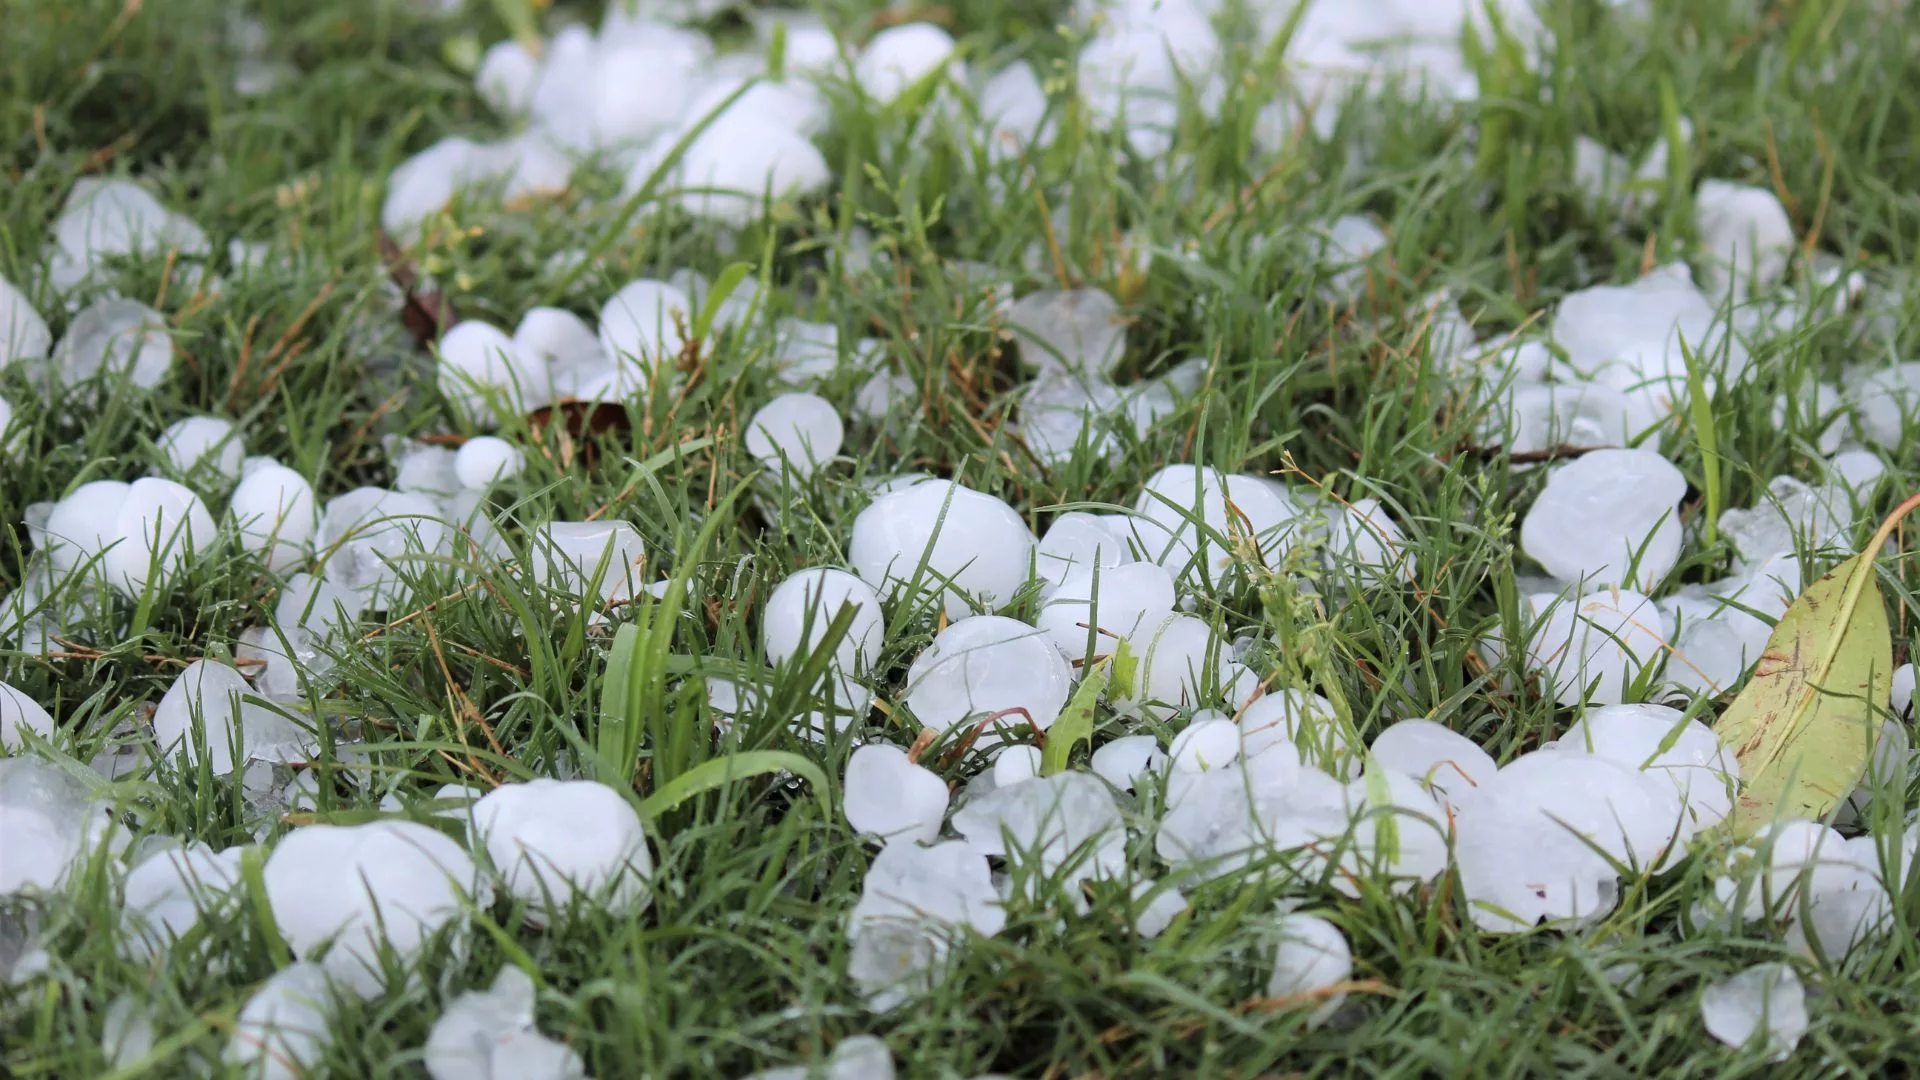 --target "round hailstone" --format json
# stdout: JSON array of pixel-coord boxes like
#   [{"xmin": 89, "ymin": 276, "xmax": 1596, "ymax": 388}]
[
  {"xmin": 42, "ymin": 479, "xmax": 131, "ymax": 573},
  {"xmin": 0, "ymin": 681, "xmax": 55, "ymax": 750},
  {"xmin": 1126, "ymin": 614, "xmax": 1230, "ymax": 720},
  {"xmin": 1130, "ymin": 465, "xmax": 1303, "ymax": 581},
  {"xmin": 1523, "ymin": 588, "xmax": 1672, "ymax": 707},
  {"xmin": 1519, "ymin": 448, "xmax": 1685, "ymax": 590},
  {"xmin": 1004, "ymin": 289, "xmax": 1125, "ymax": 376},
  {"xmin": 229, "ymin": 462, "xmax": 317, "ymax": 573},
  {"xmin": 744, "ymin": 392, "xmax": 844, "ymax": 480},
  {"xmin": 471, "ymin": 779, "xmax": 654, "ymax": 924},
  {"xmin": 1323, "ymin": 498, "xmax": 1413, "ymax": 588},
  {"xmin": 226, "ymin": 962, "xmax": 338, "ymax": 1078},
  {"xmin": 437, "ymin": 321, "xmax": 548, "ymax": 425},
  {"xmin": 1695, "ymin": 181, "xmax": 1795, "ymax": 296},
  {"xmin": 848, "ymin": 478, "xmax": 1036, "ymax": 618},
  {"xmin": 636, "ymin": 112, "xmax": 832, "ymax": 228},
  {"xmin": 513, "ymin": 307, "xmax": 607, "ymax": 401},
  {"xmin": 1368, "ymin": 718, "xmax": 1497, "ymax": 805},
  {"xmin": 854, "ymin": 23, "xmax": 959, "ymax": 104},
  {"xmin": 0, "ymin": 274, "xmax": 52, "ymax": 365},
  {"xmin": 1559, "ymin": 703, "xmax": 1735, "ymax": 840},
  {"xmin": 104, "ymin": 477, "xmax": 217, "ymax": 598},
  {"xmin": 52, "ymin": 298, "xmax": 173, "ymax": 393},
  {"xmin": 853, "ymin": 370, "xmax": 917, "ymax": 425},
  {"xmin": 1035, "ymin": 511, "xmax": 1132, "ymax": 592},
  {"xmin": 763, "ymin": 568, "xmax": 886, "ymax": 674},
  {"xmin": 597, "ymin": 279, "xmax": 696, "ymax": 393},
  {"xmin": 1169, "ymin": 717, "xmax": 1240, "ymax": 773},
  {"xmin": 423, "ymin": 965, "xmax": 586, "ymax": 1080},
  {"xmin": 844, "ymin": 744, "xmax": 950, "ymax": 845},
  {"xmin": 1035, "ymin": 561, "xmax": 1176, "ymax": 666},
  {"xmin": 453, "ymin": 436, "xmax": 525, "ymax": 491},
  {"xmin": 152, "ymin": 659, "xmax": 311, "ymax": 775},
  {"xmin": 528, "ymin": 521, "xmax": 646, "ymax": 607},
  {"xmin": 157, "ymin": 416, "xmax": 245, "ymax": 485},
  {"xmin": 1090, "ymin": 735, "xmax": 1167, "ymax": 791},
  {"xmin": 263, "ymin": 820, "xmax": 484, "ymax": 996},
  {"xmin": 1267, "ymin": 913, "xmax": 1352, "ymax": 1027},
  {"xmin": 991, "ymin": 744, "xmax": 1042, "ymax": 788},
  {"xmin": 904, "ymin": 616, "xmax": 1073, "ymax": 743},
  {"xmin": 1700, "ymin": 963, "xmax": 1807, "ymax": 1062},
  {"xmin": 119, "ymin": 843, "xmax": 244, "ymax": 961},
  {"xmin": 476, "ymin": 40, "xmax": 540, "ymax": 115},
  {"xmin": 1239, "ymin": 689, "xmax": 1356, "ymax": 775}
]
